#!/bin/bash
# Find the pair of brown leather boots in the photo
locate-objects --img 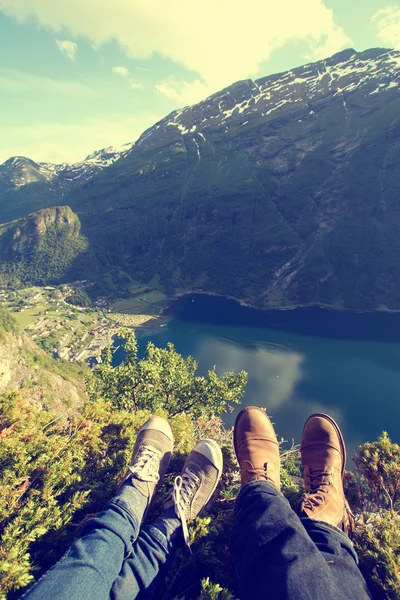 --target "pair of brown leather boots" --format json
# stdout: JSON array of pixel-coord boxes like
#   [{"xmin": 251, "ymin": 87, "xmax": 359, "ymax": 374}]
[{"xmin": 234, "ymin": 407, "xmax": 354, "ymax": 534}]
